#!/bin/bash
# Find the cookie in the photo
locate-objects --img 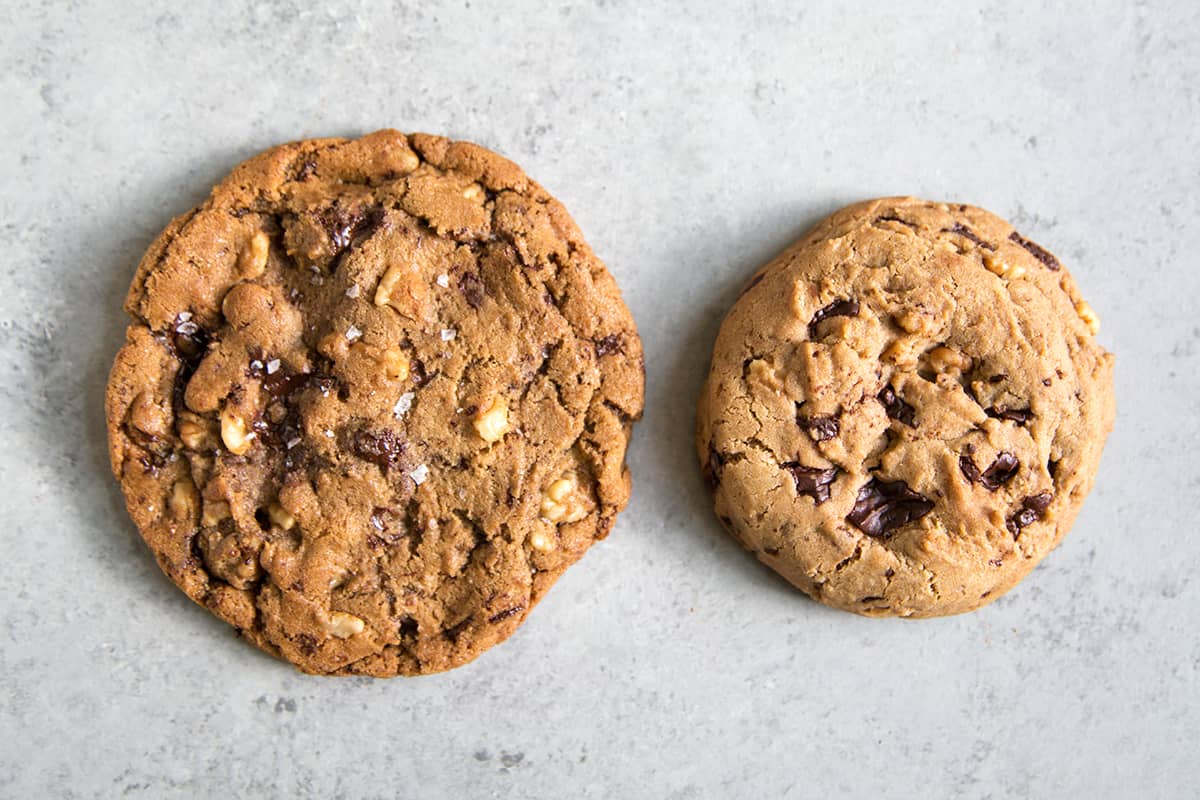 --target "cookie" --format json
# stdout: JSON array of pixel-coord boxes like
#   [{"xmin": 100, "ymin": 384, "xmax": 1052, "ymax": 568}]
[
  {"xmin": 696, "ymin": 197, "xmax": 1114, "ymax": 617},
  {"xmin": 106, "ymin": 130, "xmax": 644, "ymax": 675}
]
